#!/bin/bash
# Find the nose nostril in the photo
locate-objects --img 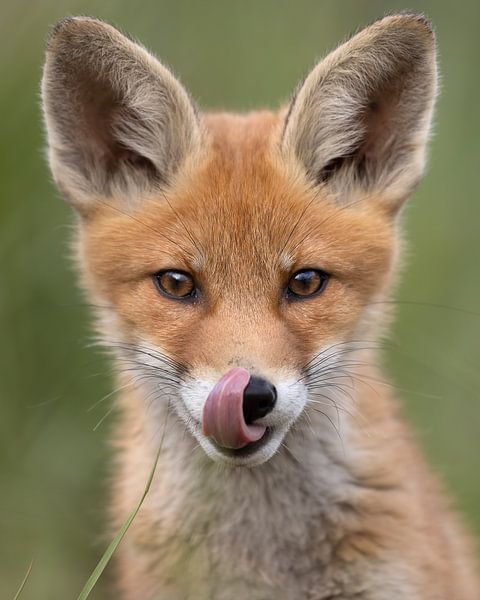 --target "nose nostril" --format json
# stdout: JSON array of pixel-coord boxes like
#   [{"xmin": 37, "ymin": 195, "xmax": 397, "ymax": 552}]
[{"xmin": 242, "ymin": 376, "xmax": 277, "ymax": 424}]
